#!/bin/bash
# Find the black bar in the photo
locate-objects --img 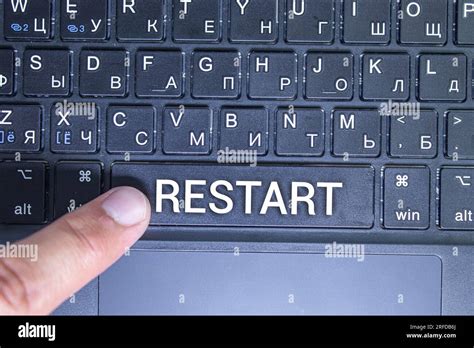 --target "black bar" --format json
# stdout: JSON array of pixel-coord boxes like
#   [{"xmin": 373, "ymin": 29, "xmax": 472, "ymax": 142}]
[{"xmin": 0, "ymin": 316, "xmax": 472, "ymax": 346}]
